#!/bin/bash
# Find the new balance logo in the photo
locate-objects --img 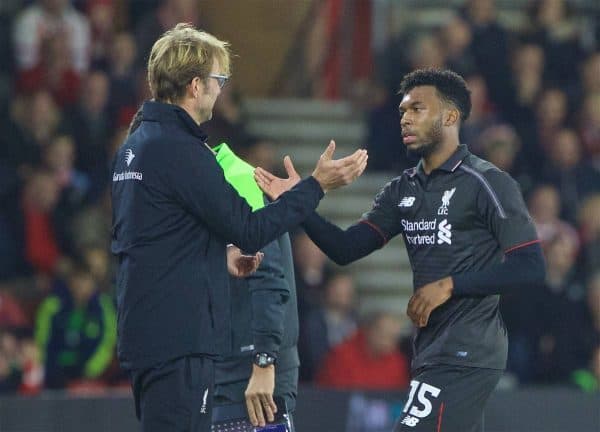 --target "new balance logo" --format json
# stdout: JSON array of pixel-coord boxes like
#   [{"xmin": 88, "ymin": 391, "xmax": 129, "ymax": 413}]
[
  {"xmin": 400, "ymin": 415, "xmax": 420, "ymax": 427},
  {"xmin": 398, "ymin": 197, "xmax": 416, "ymax": 208},
  {"xmin": 437, "ymin": 219, "xmax": 452, "ymax": 245},
  {"xmin": 125, "ymin": 149, "xmax": 135, "ymax": 166}
]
